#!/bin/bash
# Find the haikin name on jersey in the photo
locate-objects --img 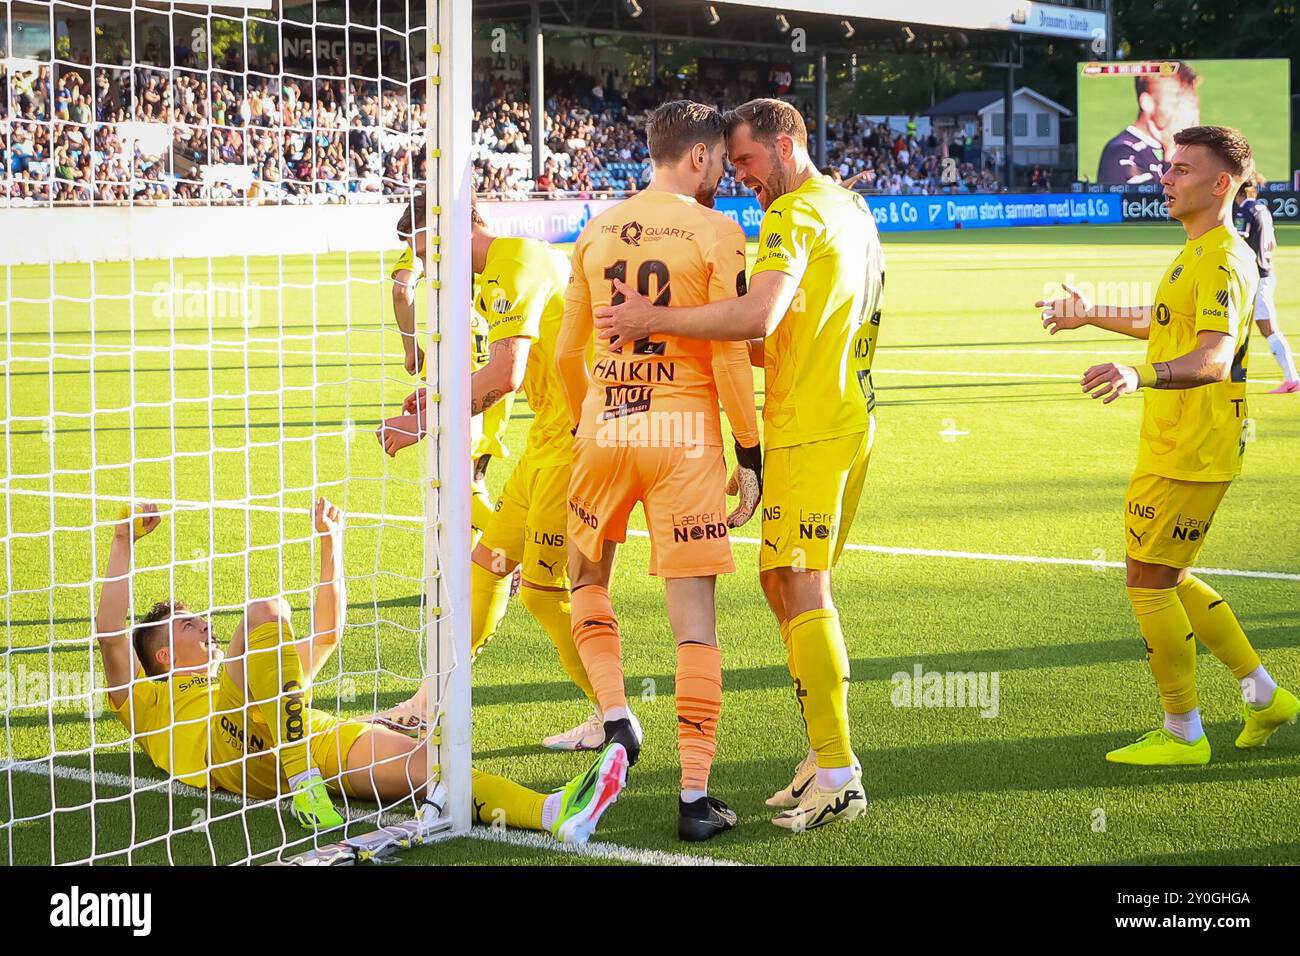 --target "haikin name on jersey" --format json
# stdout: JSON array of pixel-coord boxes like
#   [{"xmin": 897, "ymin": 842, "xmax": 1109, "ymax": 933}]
[{"xmin": 49, "ymin": 886, "xmax": 151, "ymax": 936}]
